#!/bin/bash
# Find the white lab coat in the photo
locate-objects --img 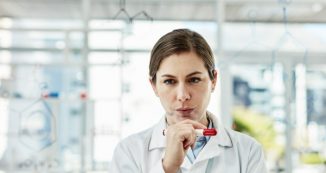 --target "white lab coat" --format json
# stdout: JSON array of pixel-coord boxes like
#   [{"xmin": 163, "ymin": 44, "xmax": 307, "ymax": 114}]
[{"xmin": 109, "ymin": 112, "xmax": 267, "ymax": 173}]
